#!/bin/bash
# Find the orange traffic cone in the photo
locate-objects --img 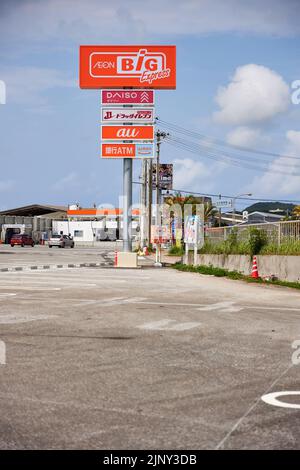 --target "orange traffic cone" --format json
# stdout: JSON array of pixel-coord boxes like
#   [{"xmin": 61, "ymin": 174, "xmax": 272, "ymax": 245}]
[
  {"xmin": 143, "ymin": 246, "xmax": 149, "ymax": 256},
  {"xmin": 251, "ymin": 256, "xmax": 259, "ymax": 278}
]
